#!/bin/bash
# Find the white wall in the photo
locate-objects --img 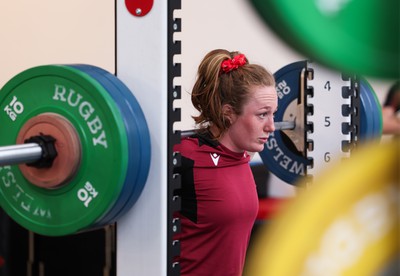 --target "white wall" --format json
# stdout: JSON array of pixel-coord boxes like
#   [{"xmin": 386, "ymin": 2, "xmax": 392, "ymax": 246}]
[{"xmin": 0, "ymin": 0, "xmax": 115, "ymax": 85}]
